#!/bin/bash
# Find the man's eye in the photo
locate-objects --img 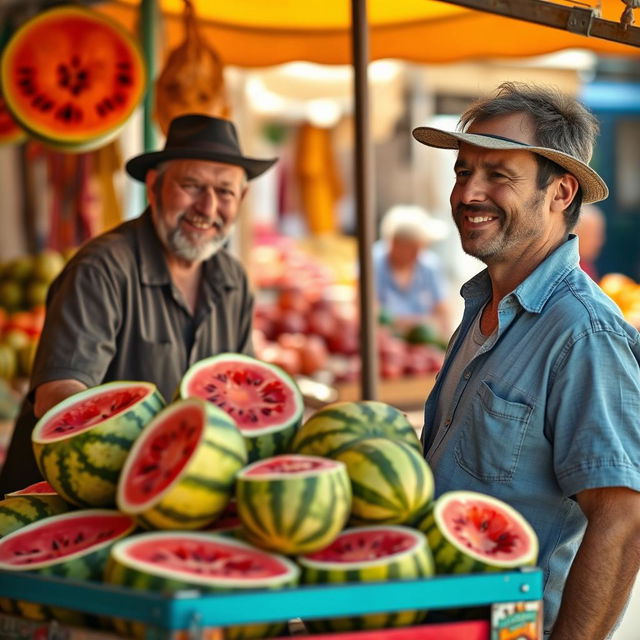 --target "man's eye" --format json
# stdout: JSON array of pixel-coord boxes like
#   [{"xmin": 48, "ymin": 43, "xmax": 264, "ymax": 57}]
[
  {"xmin": 181, "ymin": 183, "xmax": 201, "ymax": 193},
  {"xmin": 491, "ymin": 172, "xmax": 507, "ymax": 180},
  {"xmin": 455, "ymin": 170, "xmax": 470, "ymax": 178},
  {"xmin": 217, "ymin": 188, "xmax": 234, "ymax": 198}
]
